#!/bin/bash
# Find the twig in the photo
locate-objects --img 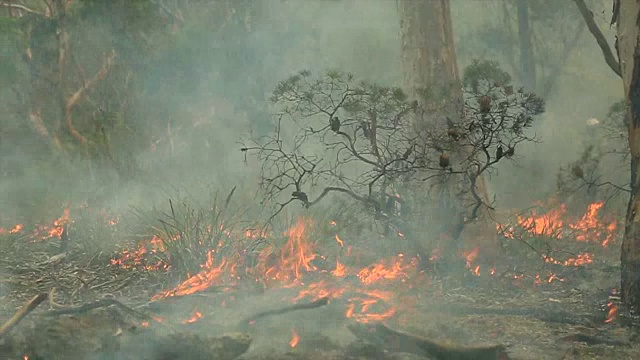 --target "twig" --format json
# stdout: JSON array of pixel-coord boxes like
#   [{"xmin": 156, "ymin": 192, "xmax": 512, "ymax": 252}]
[
  {"xmin": 48, "ymin": 287, "xmax": 67, "ymax": 310},
  {"xmin": 240, "ymin": 296, "xmax": 329, "ymax": 326},
  {"xmin": 64, "ymin": 50, "xmax": 117, "ymax": 146},
  {"xmin": 0, "ymin": 2, "xmax": 45, "ymax": 16},
  {"xmin": 44, "ymin": 298, "xmax": 149, "ymax": 320},
  {"xmin": 0, "ymin": 293, "xmax": 48, "ymax": 338},
  {"xmin": 572, "ymin": 0, "xmax": 621, "ymax": 77}
]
